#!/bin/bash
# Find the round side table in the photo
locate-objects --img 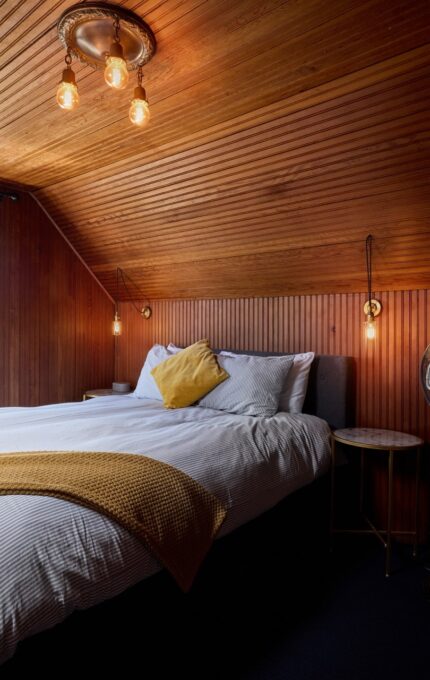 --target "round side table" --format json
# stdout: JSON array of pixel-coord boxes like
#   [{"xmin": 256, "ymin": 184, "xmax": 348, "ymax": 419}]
[{"xmin": 330, "ymin": 427, "xmax": 424, "ymax": 576}]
